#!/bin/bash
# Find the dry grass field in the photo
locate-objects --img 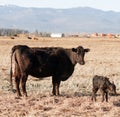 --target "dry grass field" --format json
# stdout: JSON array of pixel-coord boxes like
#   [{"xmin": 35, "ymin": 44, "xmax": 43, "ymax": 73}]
[{"xmin": 0, "ymin": 36, "xmax": 120, "ymax": 117}]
